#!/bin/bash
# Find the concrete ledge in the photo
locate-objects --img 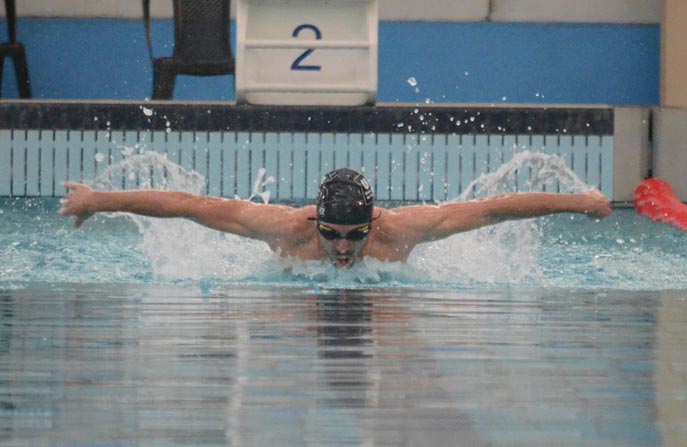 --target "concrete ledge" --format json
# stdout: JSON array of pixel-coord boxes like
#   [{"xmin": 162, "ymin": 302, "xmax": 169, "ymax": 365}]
[
  {"xmin": 653, "ymin": 107, "xmax": 687, "ymax": 201},
  {"xmin": 378, "ymin": 0, "xmax": 488, "ymax": 22},
  {"xmin": 7, "ymin": 0, "xmax": 489, "ymax": 21},
  {"xmin": 613, "ymin": 107, "xmax": 651, "ymax": 202},
  {"xmin": 5, "ymin": 0, "xmax": 659, "ymax": 22},
  {"xmin": 490, "ymin": 0, "xmax": 661, "ymax": 24}
]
